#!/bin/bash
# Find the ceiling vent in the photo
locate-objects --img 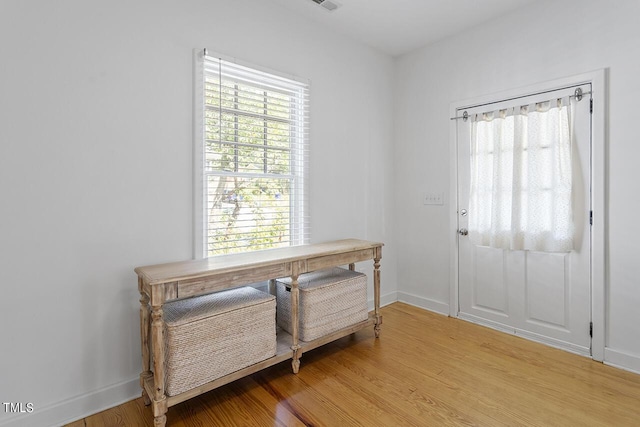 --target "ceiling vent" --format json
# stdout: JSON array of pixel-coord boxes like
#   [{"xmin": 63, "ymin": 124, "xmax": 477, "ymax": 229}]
[{"xmin": 311, "ymin": 0, "xmax": 339, "ymax": 11}]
